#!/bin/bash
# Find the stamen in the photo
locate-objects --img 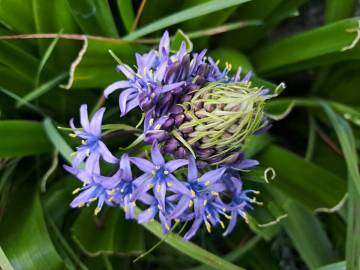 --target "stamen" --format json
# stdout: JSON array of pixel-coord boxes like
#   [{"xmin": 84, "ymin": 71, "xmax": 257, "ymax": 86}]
[
  {"xmin": 203, "ymin": 200, "xmax": 207, "ymax": 206},
  {"xmin": 205, "ymin": 221, "xmax": 212, "ymax": 233},
  {"xmin": 167, "ymin": 182, "xmax": 173, "ymax": 187},
  {"xmin": 191, "ymin": 190, "xmax": 196, "ymax": 197},
  {"xmin": 88, "ymin": 197, "xmax": 97, "ymax": 202},
  {"xmin": 120, "ymin": 188, "xmax": 125, "ymax": 192},
  {"xmin": 215, "ymin": 59, "xmax": 220, "ymax": 65},
  {"xmin": 205, "ymin": 181, "xmax": 210, "ymax": 186},
  {"xmin": 155, "ymin": 165, "xmax": 160, "ymax": 170},
  {"xmin": 157, "ymin": 184, "xmax": 161, "ymax": 192},
  {"xmin": 81, "ymin": 140, "xmax": 86, "ymax": 145},
  {"xmin": 70, "ymin": 151, "xmax": 77, "ymax": 157},
  {"xmin": 147, "ymin": 184, "xmax": 154, "ymax": 188},
  {"xmin": 78, "ymin": 203, "xmax": 85, "ymax": 208},
  {"xmin": 211, "ymin": 191, "xmax": 219, "ymax": 196},
  {"xmin": 152, "ymin": 170, "xmax": 156, "ymax": 175},
  {"xmin": 94, "ymin": 207, "xmax": 101, "ymax": 215},
  {"xmin": 188, "ymin": 200, "xmax": 193, "ymax": 208},
  {"xmin": 165, "ymin": 224, "xmax": 170, "ymax": 231},
  {"xmin": 108, "ymin": 197, "xmax": 113, "ymax": 202},
  {"xmin": 69, "ymin": 133, "xmax": 77, "ymax": 138},
  {"xmin": 164, "ymin": 170, "xmax": 169, "ymax": 175},
  {"xmin": 149, "ymin": 118, "xmax": 154, "ymax": 126},
  {"xmin": 108, "ymin": 189, "xmax": 115, "ymax": 195},
  {"xmin": 72, "ymin": 188, "xmax": 81, "ymax": 194},
  {"xmin": 220, "ymin": 221, "xmax": 225, "ymax": 229}
]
